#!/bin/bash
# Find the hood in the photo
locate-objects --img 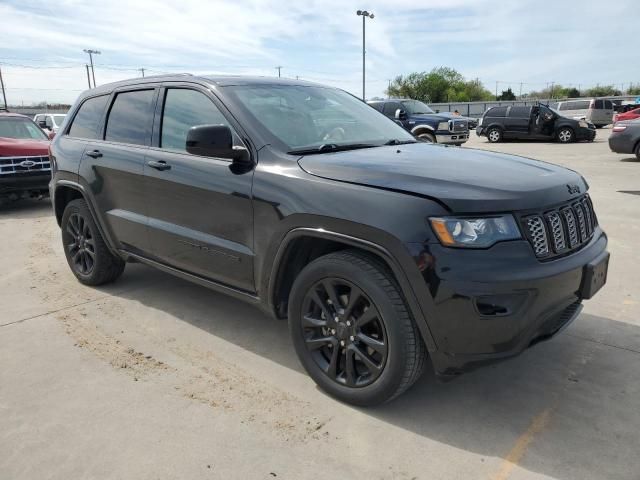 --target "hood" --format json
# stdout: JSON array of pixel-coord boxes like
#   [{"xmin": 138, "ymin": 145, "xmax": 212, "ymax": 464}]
[
  {"xmin": 298, "ymin": 143, "xmax": 586, "ymax": 213},
  {"xmin": 409, "ymin": 113, "xmax": 451, "ymax": 122},
  {"xmin": 0, "ymin": 137, "xmax": 50, "ymax": 157}
]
